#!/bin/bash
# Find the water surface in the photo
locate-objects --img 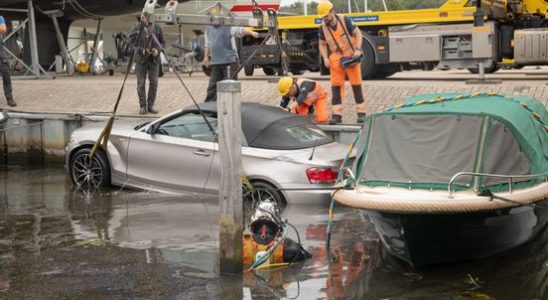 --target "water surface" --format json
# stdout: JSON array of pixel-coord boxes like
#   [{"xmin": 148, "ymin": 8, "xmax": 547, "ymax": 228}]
[{"xmin": 0, "ymin": 166, "xmax": 546, "ymax": 299}]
